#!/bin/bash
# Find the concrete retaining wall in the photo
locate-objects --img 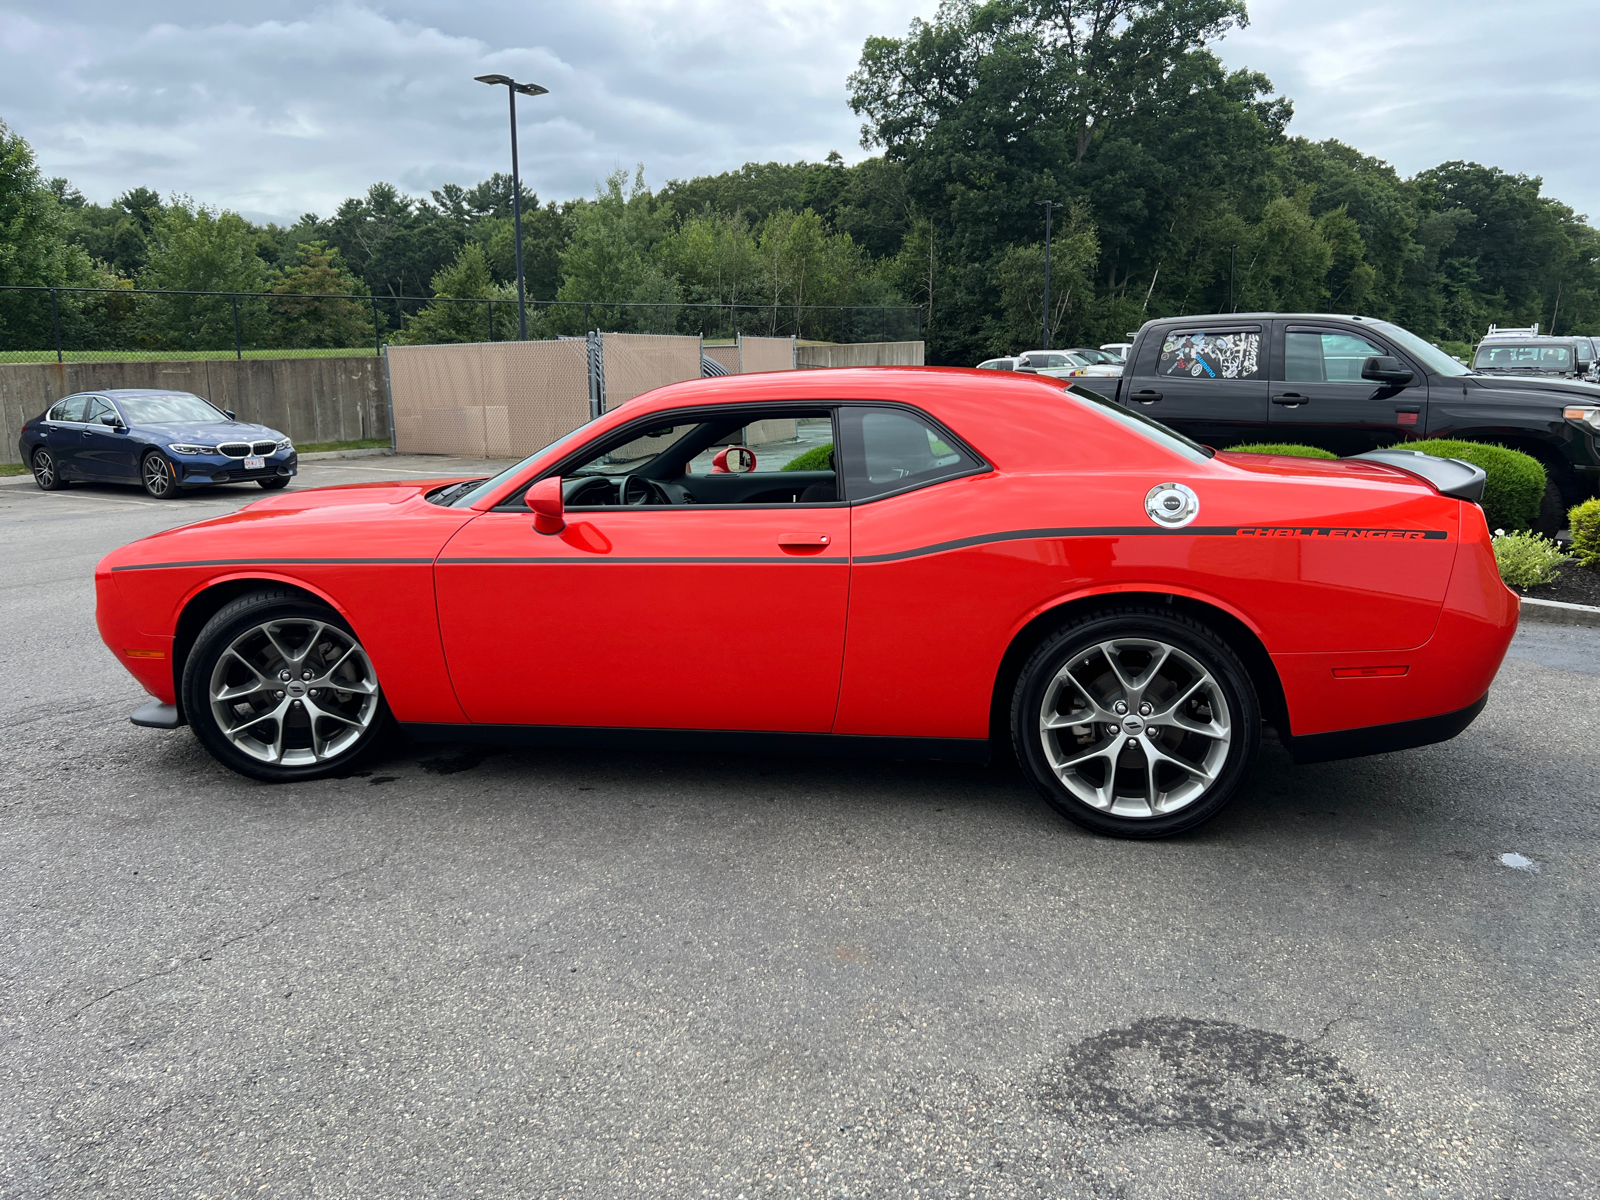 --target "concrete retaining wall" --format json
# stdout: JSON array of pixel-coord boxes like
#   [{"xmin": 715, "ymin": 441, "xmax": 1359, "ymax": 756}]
[{"xmin": 0, "ymin": 357, "xmax": 389, "ymax": 464}]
